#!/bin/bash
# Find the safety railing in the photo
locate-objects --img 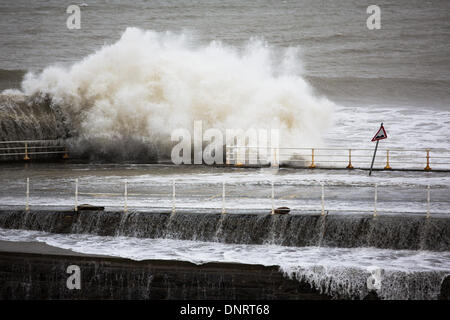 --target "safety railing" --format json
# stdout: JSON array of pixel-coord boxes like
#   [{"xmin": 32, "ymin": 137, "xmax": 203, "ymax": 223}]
[
  {"xmin": 1, "ymin": 140, "xmax": 447, "ymax": 171},
  {"xmin": 16, "ymin": 178, "xmax": 450, "ymax": 218},
  {"xmin": 226, "ymin": 146, "xmax": 450, "ymax": 171},
  {"xmin": 0, "ymin": 140, "xmax": 69, "ymax": 160}
]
